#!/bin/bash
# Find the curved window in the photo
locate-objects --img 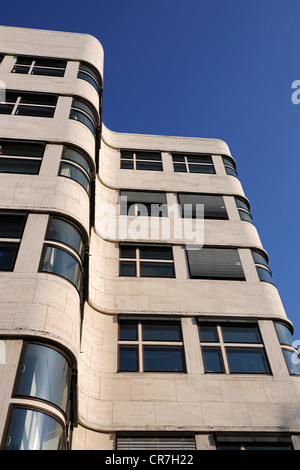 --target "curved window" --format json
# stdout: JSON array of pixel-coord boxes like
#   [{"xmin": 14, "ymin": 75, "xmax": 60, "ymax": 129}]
[
  {"xmin": 78, "ymin": 63, "xmax": 101, "ymax": 94},
  {"xmin": 275, "ymin": 322, "xmax": 294, "ymax": 346},
  {"xmin": 275, "ymin": 322, "xmax": 300, "ymax": 376},
  {"xmin": 47, "ymin": 217, "xmax": 85, "ymax": 259},
  {"xmin": 4, "ymin": 407, "xmax": 64, "ymax": 450},
  {"xmin": 235, "ymin": 197, "xmax": 253, "ymax": 223},
  {"xmin": 41, "ymin": 244, "xmax": 82, "ymax": 290},
  {"xmin": 252, "ymin": 250, "xmax": 273, "ymax": 283},
  {"xmin": 59, "ymin": 147, "xmax": 92, "ymax": 194},
  {"xmin": 223, "ymin": 156, "xmax": 238, "ymax": 177},
  {"xmin": 69, "ymin": 98, "xmax": 98, "ymax": 135},
  {"xmin": 14, "ymin": 343, "xmax": 71, "ymax": 412}
]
